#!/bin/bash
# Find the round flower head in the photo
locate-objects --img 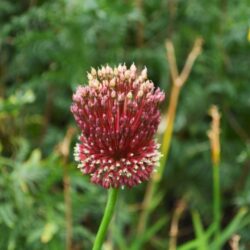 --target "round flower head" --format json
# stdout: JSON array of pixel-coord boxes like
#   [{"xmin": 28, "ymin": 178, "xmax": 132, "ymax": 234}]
[{"xmin": 71, "ymin": 64, "xmax": 165, "ymax": 188}]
